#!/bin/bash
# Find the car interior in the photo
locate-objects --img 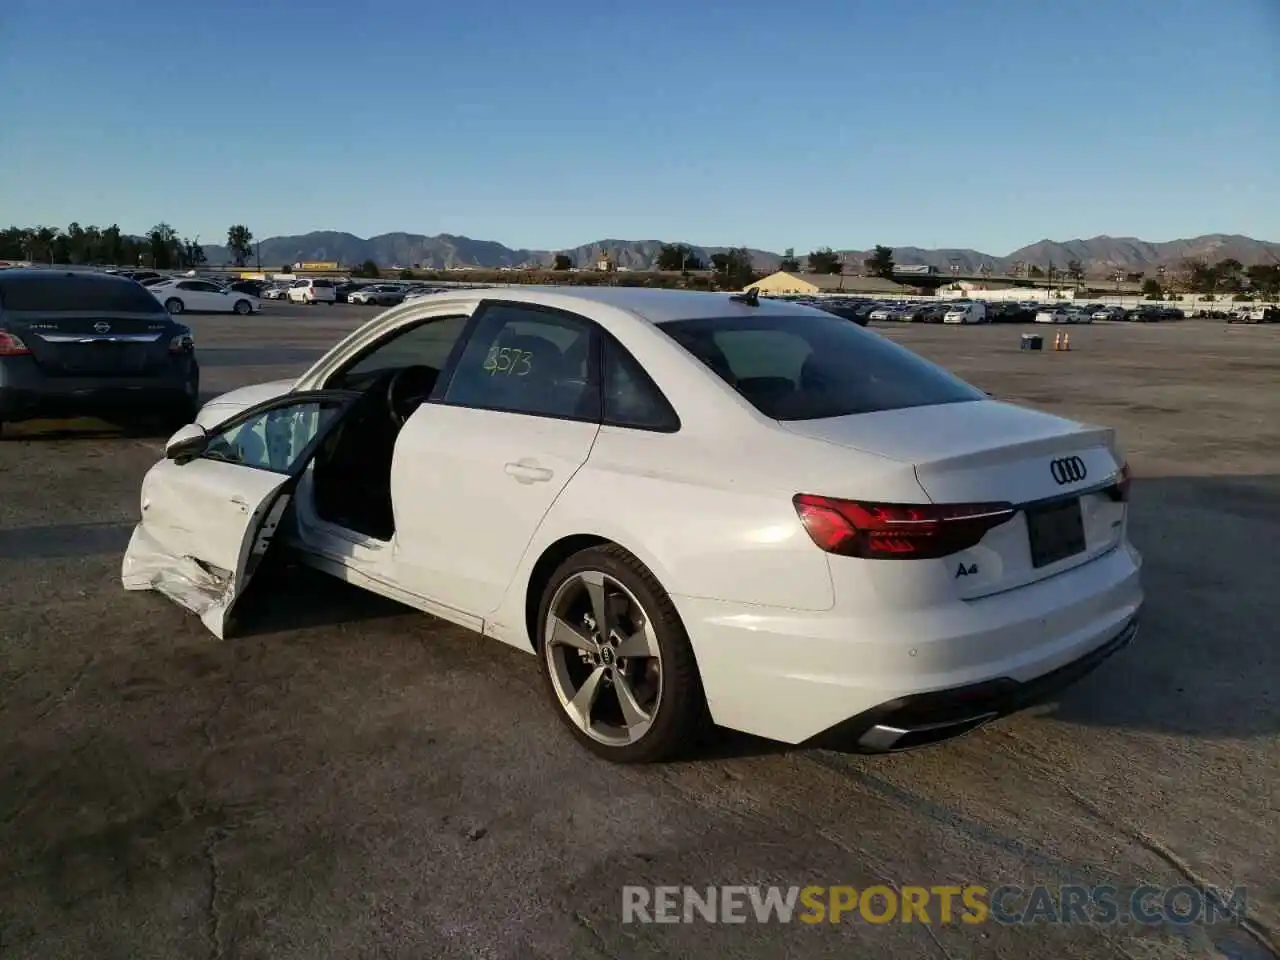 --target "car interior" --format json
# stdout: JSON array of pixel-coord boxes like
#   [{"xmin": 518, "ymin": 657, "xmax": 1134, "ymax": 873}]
[{"xmin": 308, "ymin": 320, "xmax": 463, "ymax": 541}]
